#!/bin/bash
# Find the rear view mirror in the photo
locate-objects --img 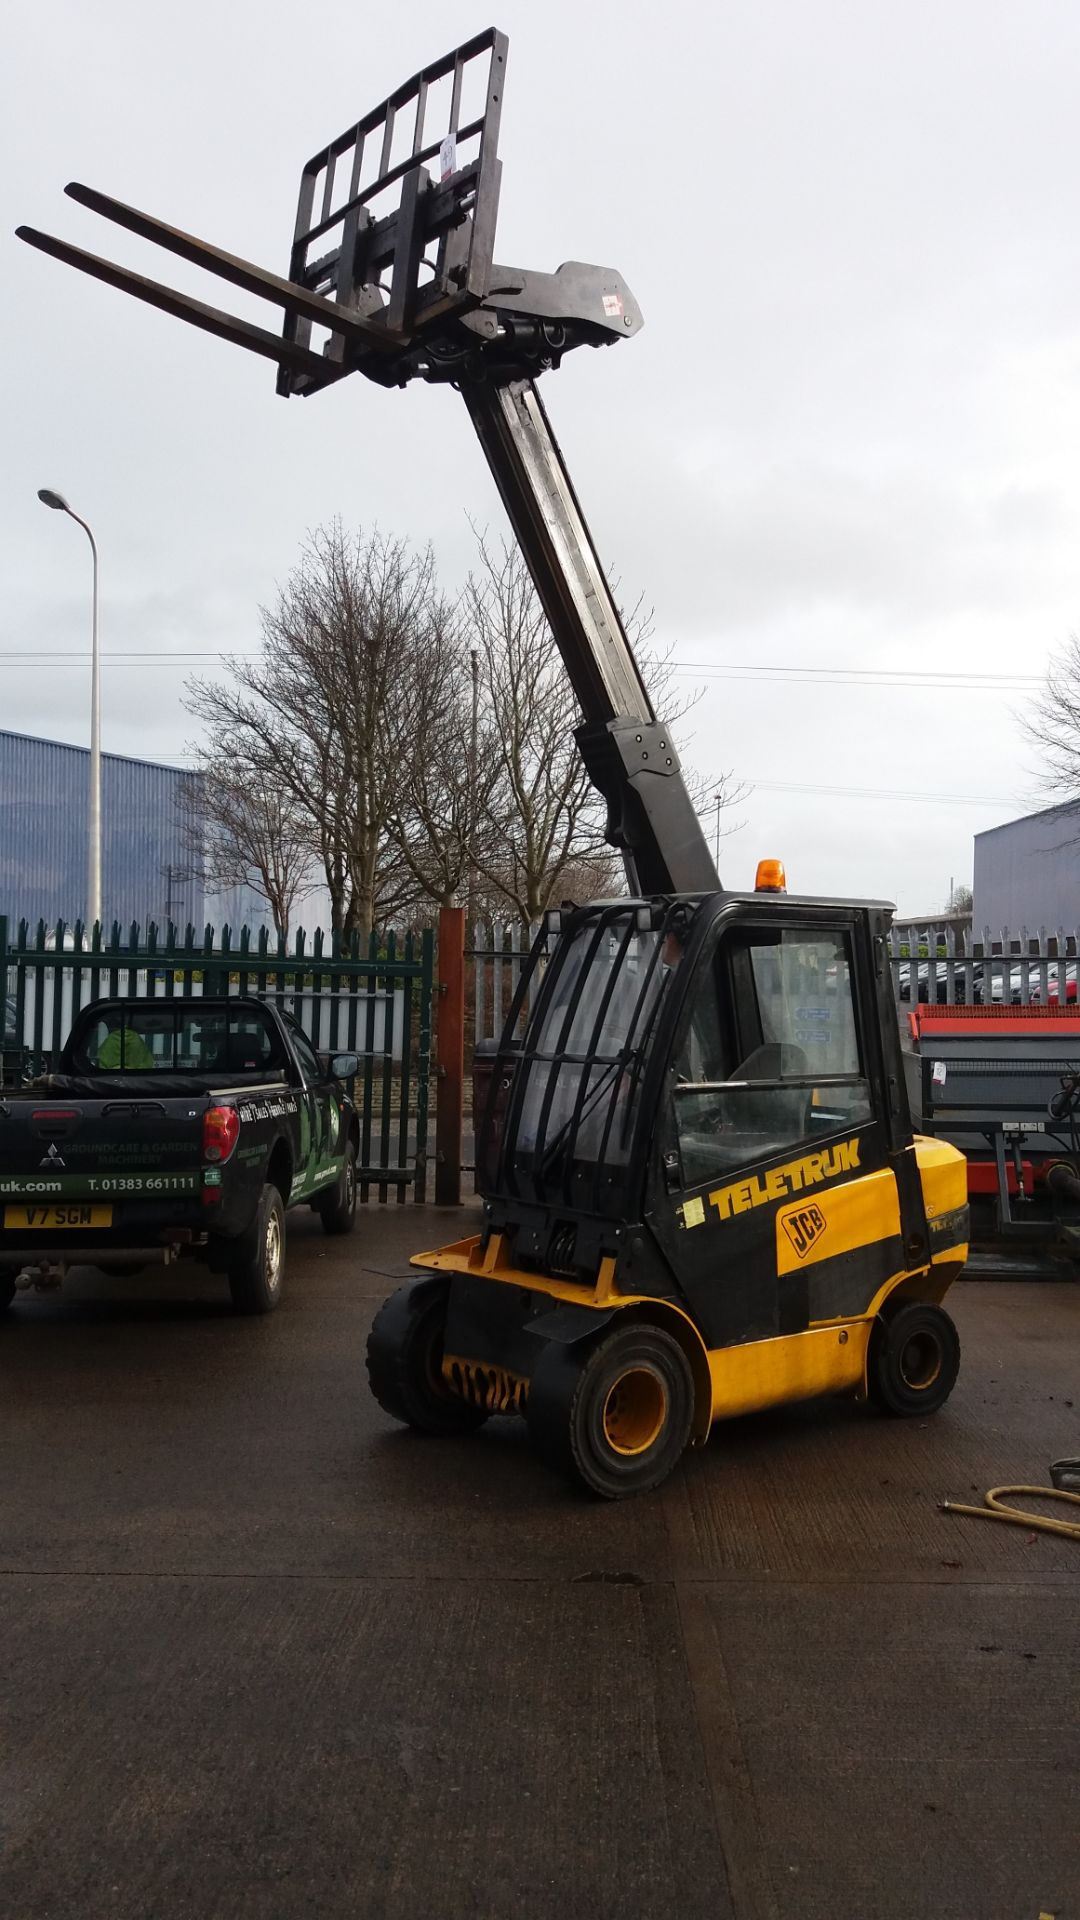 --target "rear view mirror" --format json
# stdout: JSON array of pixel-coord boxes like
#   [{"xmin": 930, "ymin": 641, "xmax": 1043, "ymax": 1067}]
[{"xmin": 331, "ymin": 1052, "xmax": 359, "ymax": 1080}]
